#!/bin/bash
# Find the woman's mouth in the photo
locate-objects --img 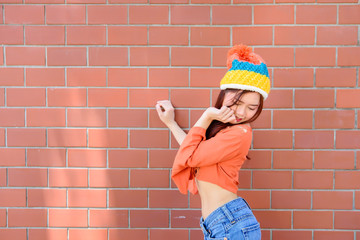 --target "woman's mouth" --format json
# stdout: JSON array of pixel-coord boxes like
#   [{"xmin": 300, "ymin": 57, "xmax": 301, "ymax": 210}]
[{"xmin": 235, "ymin": 116, "xmax": 242, "ymax": 122}]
